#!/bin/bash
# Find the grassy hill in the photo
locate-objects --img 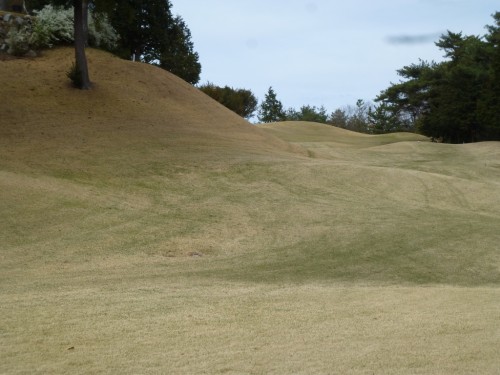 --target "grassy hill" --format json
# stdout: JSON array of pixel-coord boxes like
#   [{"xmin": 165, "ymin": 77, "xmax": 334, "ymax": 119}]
[
  {"xmin": 1, "ymin": 48, "xmax": 500, "ymax": 374},
  {"xmin": 259, "ymin": 120, "xmax": 428, "ymax": 144}
]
